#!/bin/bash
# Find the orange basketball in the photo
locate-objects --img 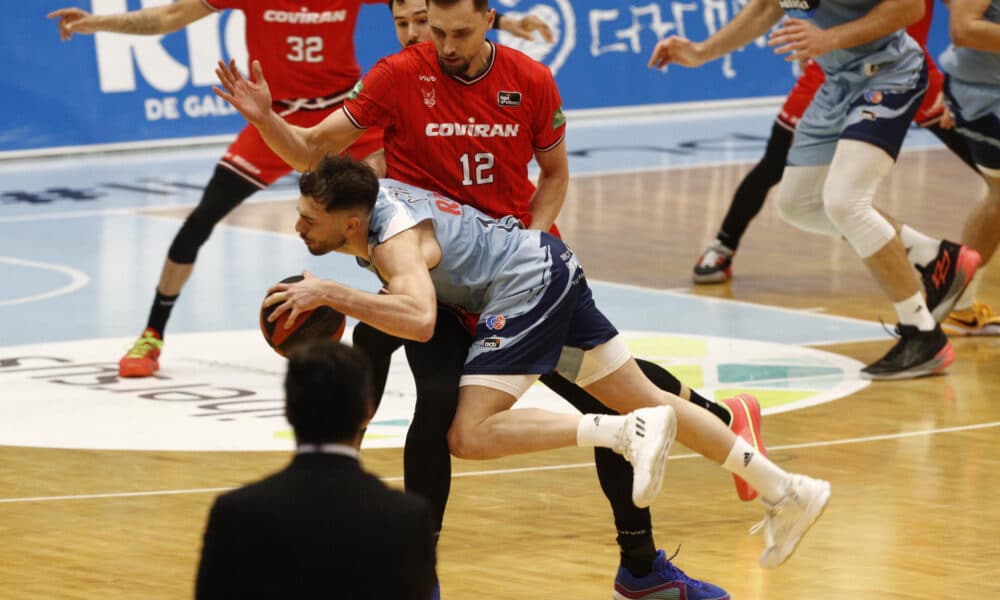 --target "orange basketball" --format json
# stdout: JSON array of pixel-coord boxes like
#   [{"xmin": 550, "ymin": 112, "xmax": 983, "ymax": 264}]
[{"xmin": 260, "ymin": 275, "xmax": 346, "ymax": 357}]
